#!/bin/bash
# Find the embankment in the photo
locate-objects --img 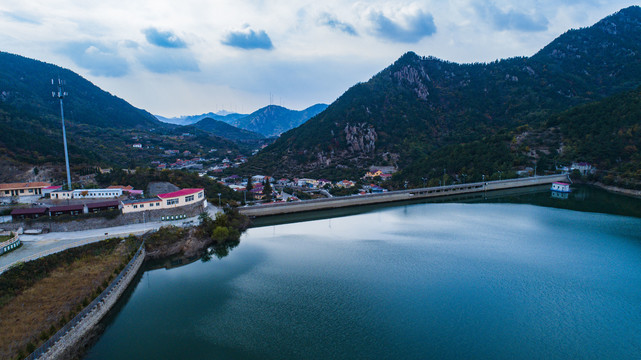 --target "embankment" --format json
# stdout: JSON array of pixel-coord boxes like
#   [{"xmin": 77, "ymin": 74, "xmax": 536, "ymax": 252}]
[
  {"xmin": 26, "ymin": 244, "xmax": 145, "ymax": 360},
  {"xmin": 241, "ymin": 174, "xmax": 569, "ymax": 217}
]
